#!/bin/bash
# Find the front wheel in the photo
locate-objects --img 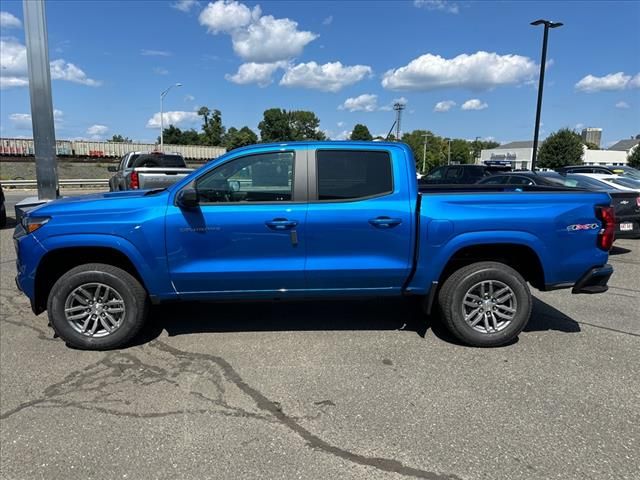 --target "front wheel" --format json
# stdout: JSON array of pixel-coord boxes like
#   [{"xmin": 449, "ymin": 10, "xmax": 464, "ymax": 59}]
[
  {"xmin": 438, "ymin": 262, "xmax": 532, "ymax": 347},
  {"xmin": 47, "ymin": 263, "xmax": 148, "ymax": 350}
]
